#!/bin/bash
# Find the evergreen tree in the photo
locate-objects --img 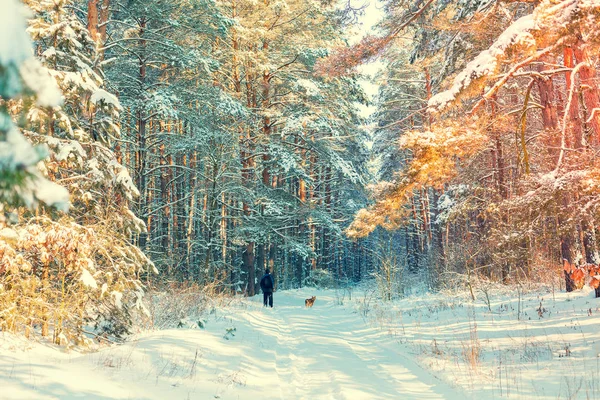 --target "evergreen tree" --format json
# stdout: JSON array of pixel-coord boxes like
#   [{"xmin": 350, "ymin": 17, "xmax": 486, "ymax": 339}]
[
  {"xmin": 0, "ymin": 0, "xmax": 69, "ymax": 215},
  {"xmin": 0, "ymin": 0, "xmax": 153, "ymax": 344}
]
